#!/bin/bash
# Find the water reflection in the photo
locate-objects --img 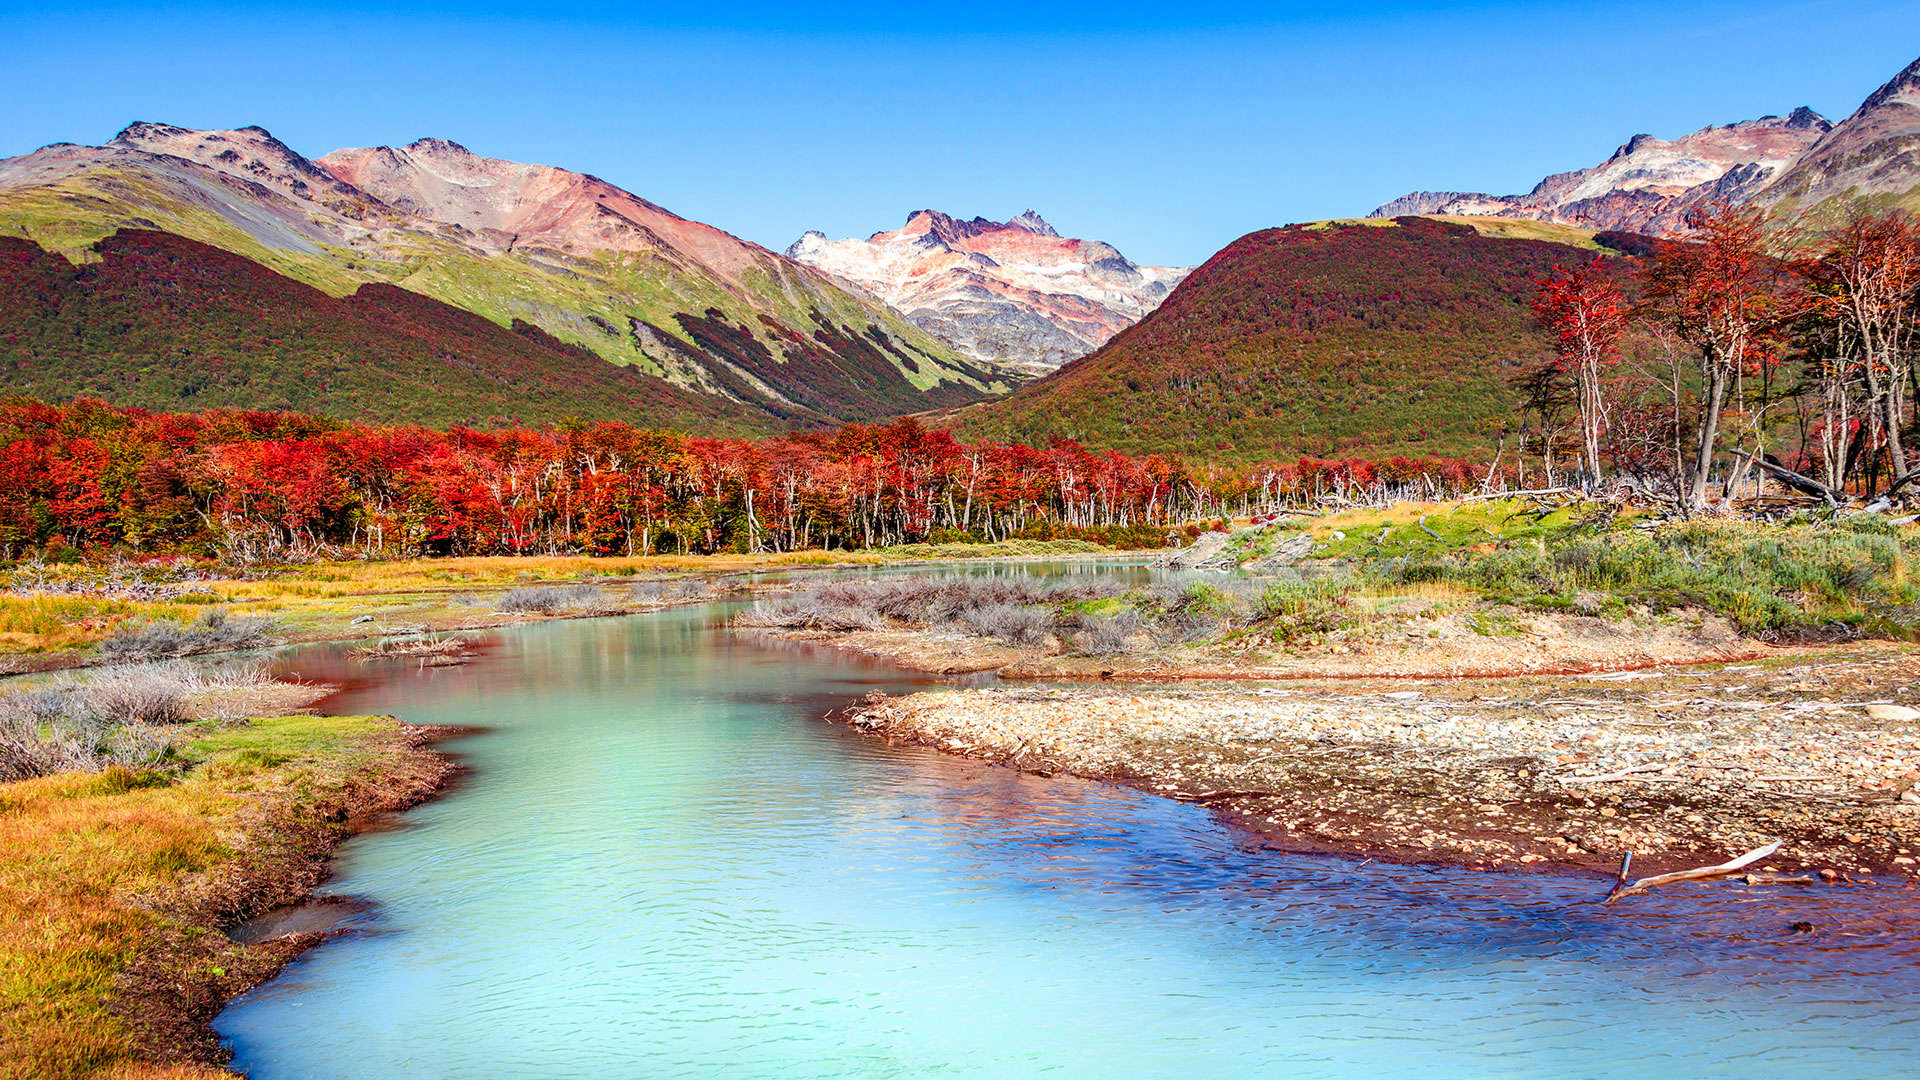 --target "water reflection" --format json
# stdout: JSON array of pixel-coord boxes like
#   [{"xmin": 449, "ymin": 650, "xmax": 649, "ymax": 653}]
[{"xmin": 220, "ymin": 598, "xmax": 1920, "ymax": 1079}]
